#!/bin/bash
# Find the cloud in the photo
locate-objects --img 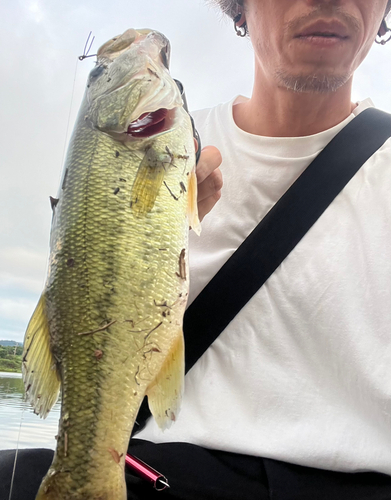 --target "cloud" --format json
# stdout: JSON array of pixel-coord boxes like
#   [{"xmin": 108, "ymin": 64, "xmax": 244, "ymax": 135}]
[
  {"xmin": 0, "ymin": 298, "xmax": 36, "ymax": 324},
  {"xmin": 0, "ymin": 247, "xmax": 48, "ymax": 293},
  {"xmin": 0, "ymin": 247, "xmax": 46, "ymax": 342},
  {"xmin": 0, "ymin": 328, "xmax": 27, "ymax": 343},
  {"xmin": 353, "ymin": 43, "xmax": 391, "ymax": 111},
  {"xmin": 0, "ymin": 303, "xmax": 36, "ymax": 343},
  {"xmin": 1, "ymin": 0, "xmax": 390, "ymax": 346},
  {"xmin": 27, "ymin": 1, "xmax": 45, "ymax": 24}
]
